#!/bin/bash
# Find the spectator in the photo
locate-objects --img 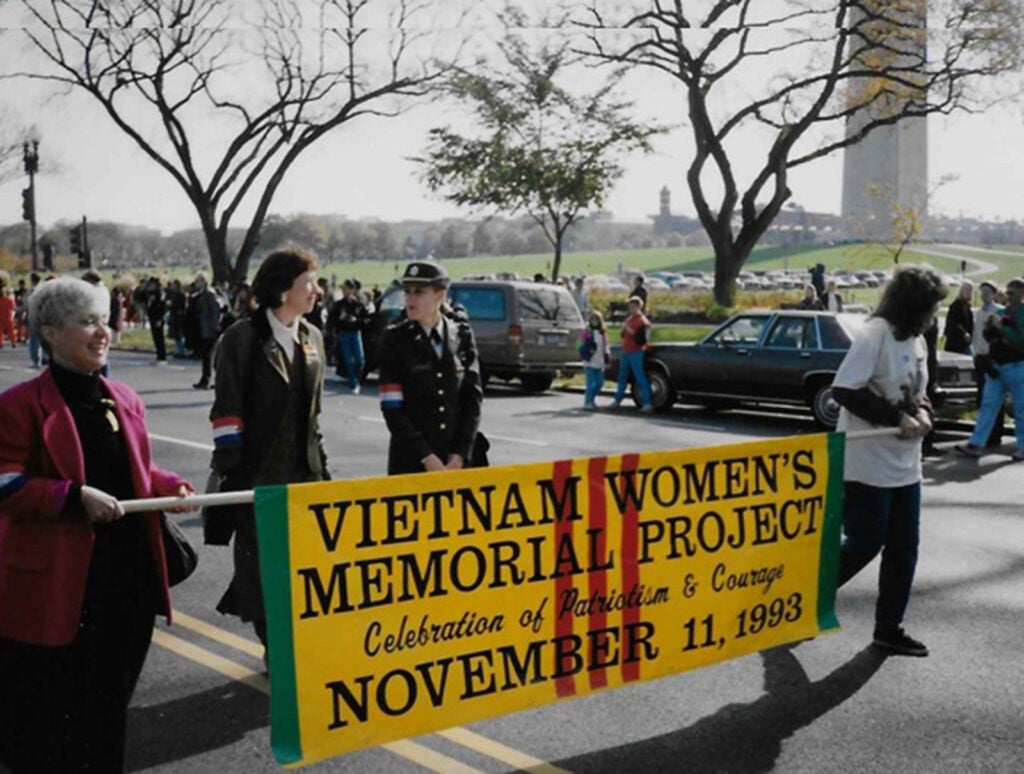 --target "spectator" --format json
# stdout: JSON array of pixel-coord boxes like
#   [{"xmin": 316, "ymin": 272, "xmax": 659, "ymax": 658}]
[
  {"xmin": 572, "ymin": 275, "xmax": 588, "ymax": 315},
  {"xmin": 145, "ymin": 277, "xmax": 169, "ymax": 364},
  {"xmin": 204, "ymin": 247, "xmax": 330, "ymax": 666},
  {"xmin": 580, "ymin": 310, "xmax": 608, "ymax": 410},
  {"xmin": 13, "ymin": 279, "xmax": 28, "ymax": 343},
  {"xmin": 378, "ymin": 261, "xmax": 484, "ymax": 475},
  {"xmin": 797, "ymin": 284, "xmax": 824, "ymax": 310},
  {"xmin": 809, "ymin": 262, "xmax": 826, "ymax": 297},
  {"xmin": 330, "ymin": 278, "xmax": 370, "ymax": 393},
  {"xmin": 821, "ymin": 279, "xmax": 844, "ymax": 312},
  {"xmin": 611, "ymin": 295, "xmax": 654, "ymax": 413},
  {"xmin": 108, "ymin": 285, "xmax": 125, "ymax": 345},
  {"xmin": 631, "ymin": 275, "xmax": 648, "ymax": 309},
  {"xmin": 191, "ymin": 273, "xmax": 222, "ymax": 389},
  {"xmin": 0, "ymin": 286, "xmax": 15, "ymax": 347},
  {"xmin": 0, "ymin": 277, "xmax": 194, "ymax": 773},
  {"xmin": 832, "ymin": 264, "xmax": 947, "ymax": 657},
  {"xmin": 166, "ymin": 279, "xmax": 186, "ymax": 357},
  {"xmin": 25, "ymin": 272, "xmax": 42, "ymax": 367},
  {"xmin": 956, "ymin": 278, "xmax": 1024, "ymax": 460},
  {"xmin": 970, "ymin": 280, "xmax": 1004, "ymax": 447},
  {"xmin": 942, "ymin": 280, "xmax": 973, "ymax": 354}
]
